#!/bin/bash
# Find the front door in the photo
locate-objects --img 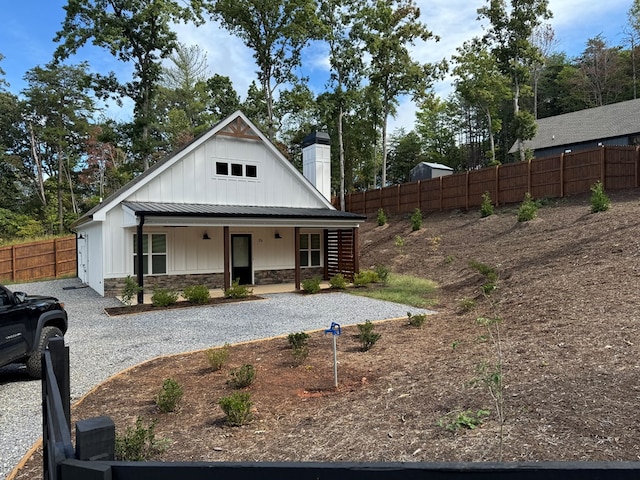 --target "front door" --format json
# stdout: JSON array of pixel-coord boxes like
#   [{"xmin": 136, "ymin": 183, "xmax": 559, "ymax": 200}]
[{"xmin": 231, "ymin": 234, "xmax": 252, "ymax": 285}]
